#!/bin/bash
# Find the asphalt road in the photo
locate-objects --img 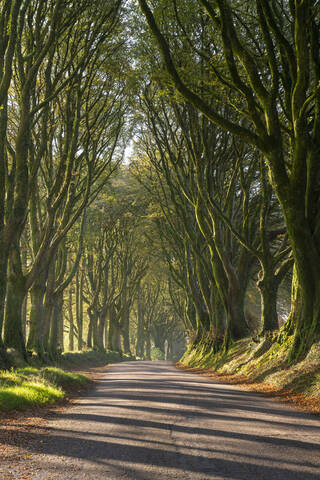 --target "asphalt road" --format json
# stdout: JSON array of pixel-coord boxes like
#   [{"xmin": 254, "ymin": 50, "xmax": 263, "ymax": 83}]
[{"xmin": 7, "ymin": 361, "xmax": 320, "ymax": 479}]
